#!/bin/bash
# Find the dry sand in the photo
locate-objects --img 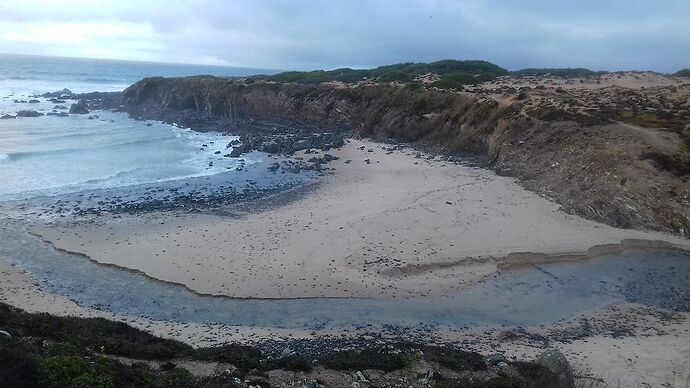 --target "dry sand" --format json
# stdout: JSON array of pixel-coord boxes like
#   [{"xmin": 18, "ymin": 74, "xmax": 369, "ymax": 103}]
[{"xmin": 30, "ymin": 139, "xmax": 688, "ymax": 299}]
